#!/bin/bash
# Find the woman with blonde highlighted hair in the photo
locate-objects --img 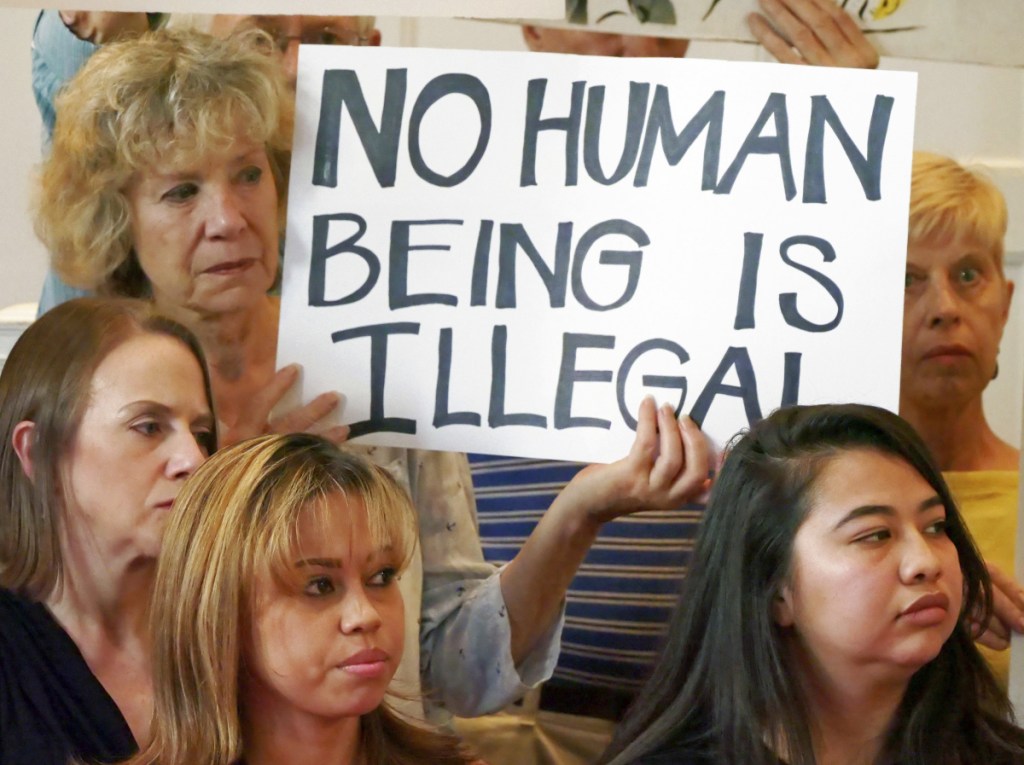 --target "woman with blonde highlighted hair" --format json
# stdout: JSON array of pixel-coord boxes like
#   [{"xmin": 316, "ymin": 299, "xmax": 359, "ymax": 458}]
[
  {"xmin": 901, "ymin": 151, "xmax": 1019, "ymax": 682},
  {"xmin": 123, "ymin": 433, "xmax": 477, "ymax": 765}
]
